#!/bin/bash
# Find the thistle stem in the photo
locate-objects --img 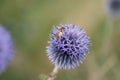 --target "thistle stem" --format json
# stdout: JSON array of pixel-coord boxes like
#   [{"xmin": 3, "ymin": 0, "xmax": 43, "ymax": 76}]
[
  {"xmin": 101, "ymin": 16, "xmax": 114, "ymax": 55},
  {"xmin": 47, "ymin": 66, "xmax": 59, "ymax": 80},
  {"xmin": 52, "ymin": 66, "xmax": 59, "ymax": 75}
]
